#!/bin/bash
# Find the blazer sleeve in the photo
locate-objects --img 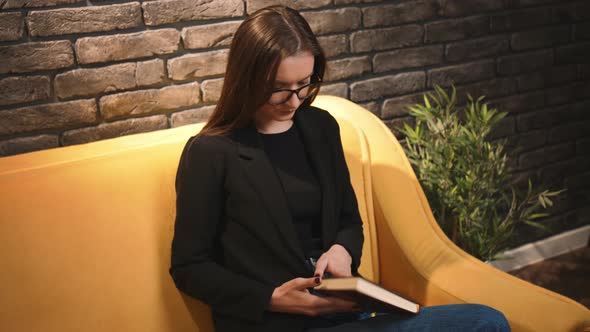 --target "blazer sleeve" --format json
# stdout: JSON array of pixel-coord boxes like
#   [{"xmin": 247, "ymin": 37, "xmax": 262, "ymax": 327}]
[
  {"xmin": 169, "ymin": 135, "xmax": 275, "ymax": 323},
  {"xmin": 326, "ymin": 114, "xmax": 365, "ymax": 275}
]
